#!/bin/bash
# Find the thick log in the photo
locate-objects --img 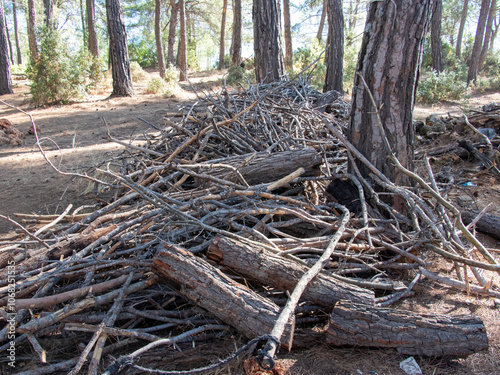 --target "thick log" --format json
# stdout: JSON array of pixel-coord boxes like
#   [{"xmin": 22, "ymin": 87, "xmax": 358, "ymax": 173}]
[
  {"xmin": 207, "ymin": 236, "xmax": 375, "ymax": 306},
  {"xmin": 326, "ymin": 301, "xmax": 488, "ymax": 357},
  {"xmin": 462, "ymin": 210, "xmax": 500, "ymax": 240},
  {"xmin": 152, "ymin": 245, "xmax": 294, "ymax": 349},
  {"xmin": 201, "ymin": 148, "xmax": 322, "ymax": 186}
]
